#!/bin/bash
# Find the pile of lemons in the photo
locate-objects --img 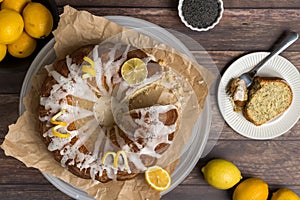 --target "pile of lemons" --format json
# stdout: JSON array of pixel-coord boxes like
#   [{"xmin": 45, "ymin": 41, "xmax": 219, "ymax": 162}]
[
  {"xmin": 0, "ymin": 0, "xmax": 53, "ymax": 61},
  {"xmin": 201, "ymin": 158, "xmax": 300, "ymax": 200}
]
